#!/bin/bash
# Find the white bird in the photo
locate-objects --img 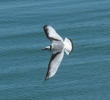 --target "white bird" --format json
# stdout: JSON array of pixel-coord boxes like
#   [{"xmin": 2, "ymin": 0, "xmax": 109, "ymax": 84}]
[{"xmin": 43, "ymin": 25, "xmax": 74, "ymax": 80}]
